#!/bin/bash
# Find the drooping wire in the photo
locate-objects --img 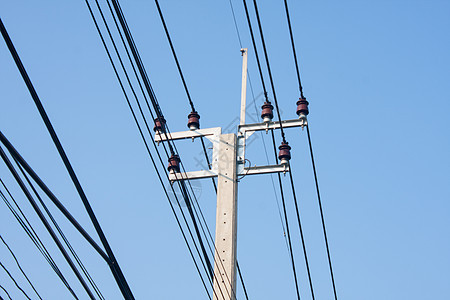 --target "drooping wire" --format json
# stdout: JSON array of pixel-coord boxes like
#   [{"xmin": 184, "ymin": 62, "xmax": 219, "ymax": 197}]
[
  {"xmin": 0, "ymin": 261, "xmax": 32, "ymax": 300},
  {"xmin": 306, "ymin": 126, "xmax": 338, "ymax": 300},
  {"xmin": 0, "ymin": 179, "xmax": 78, "ymax": 299},
  {"xmin": 0, "ymin": 17, "xmax": 133, "ymax": 300},
  {"xmin": 0, "ymin": 235, "xmax": 43, "ymax": 300}
]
